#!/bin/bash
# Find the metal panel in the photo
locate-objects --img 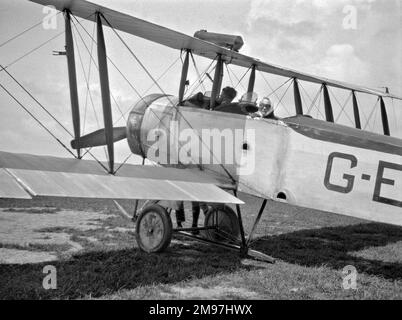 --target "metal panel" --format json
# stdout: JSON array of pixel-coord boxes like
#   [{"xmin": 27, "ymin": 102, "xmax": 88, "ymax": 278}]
[
  {"xmin": 0, "ymin": 169, "xmax": 31, "ymax": 199},
  {"xmin": 29, "ymin": 0, "xmax": 402, "ymax": 100},
  {"xmin": 6, "ymin": 169, "xmax": 243, "ymax": 204}
]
